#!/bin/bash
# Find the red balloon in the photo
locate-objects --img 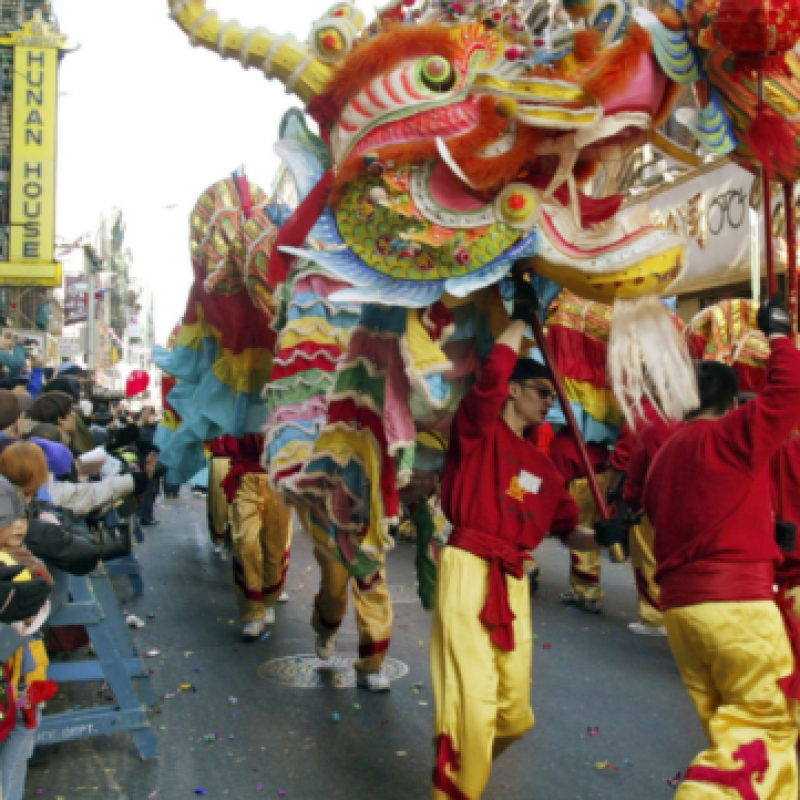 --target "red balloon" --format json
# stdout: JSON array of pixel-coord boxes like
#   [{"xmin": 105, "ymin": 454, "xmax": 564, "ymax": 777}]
[{"xmin": 125, "ymin": 370, "xmax": 150, "ymax": 397}]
